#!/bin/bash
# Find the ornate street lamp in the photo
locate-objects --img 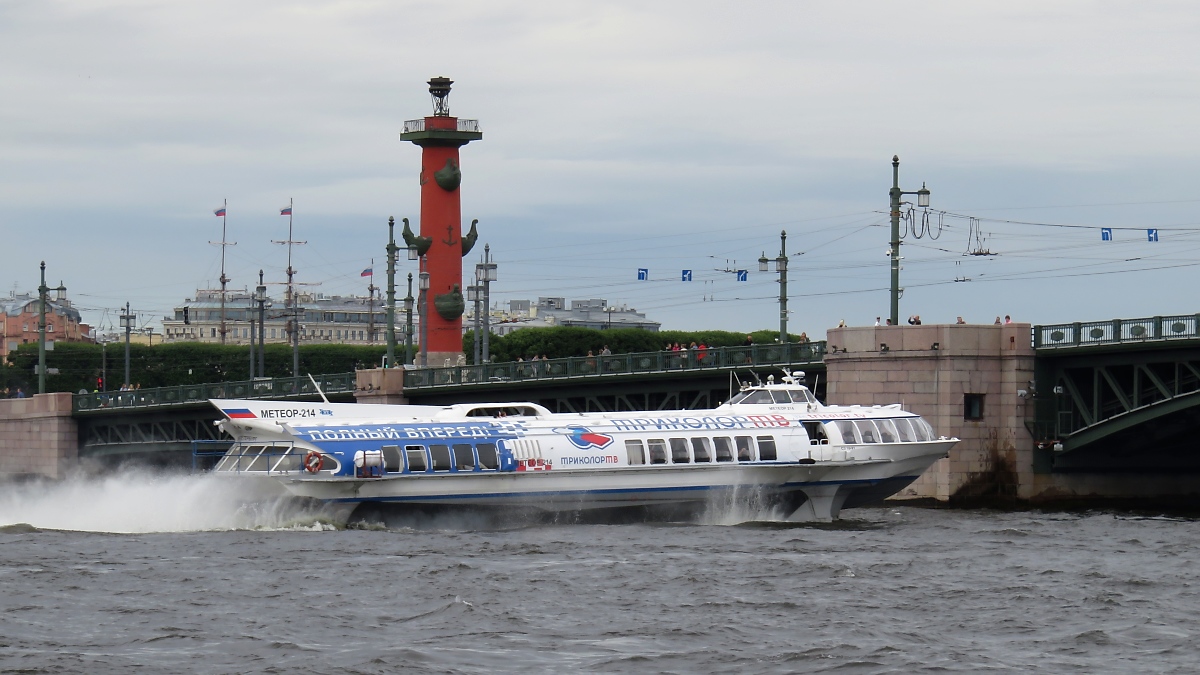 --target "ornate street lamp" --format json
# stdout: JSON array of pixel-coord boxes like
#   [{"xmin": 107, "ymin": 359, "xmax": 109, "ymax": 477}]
[
  {"xmin": 758, "ymin": 230, "xmax": 789, "ymax": 344},
  {"xmin": 888, "ymin": 155, "xmax": 931, "ymax": 326}
]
